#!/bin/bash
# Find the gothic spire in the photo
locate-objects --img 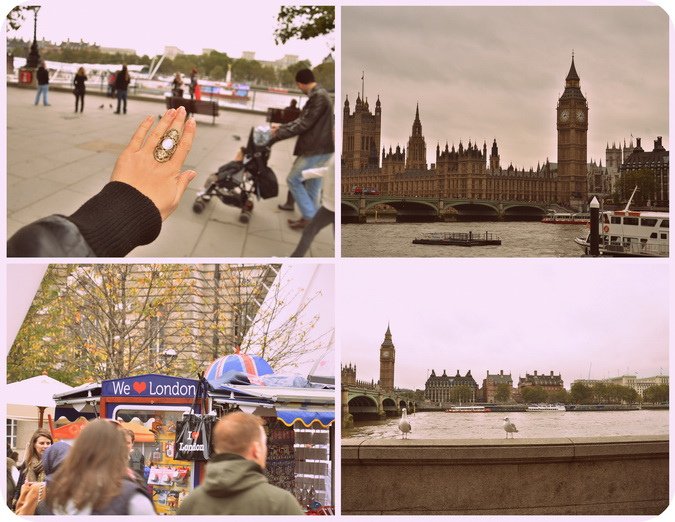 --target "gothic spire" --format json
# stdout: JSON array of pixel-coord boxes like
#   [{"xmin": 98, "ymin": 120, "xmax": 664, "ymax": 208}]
[{"xmin": 566, "ymin": 53, "xmax": 580, "ymax": 82}]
